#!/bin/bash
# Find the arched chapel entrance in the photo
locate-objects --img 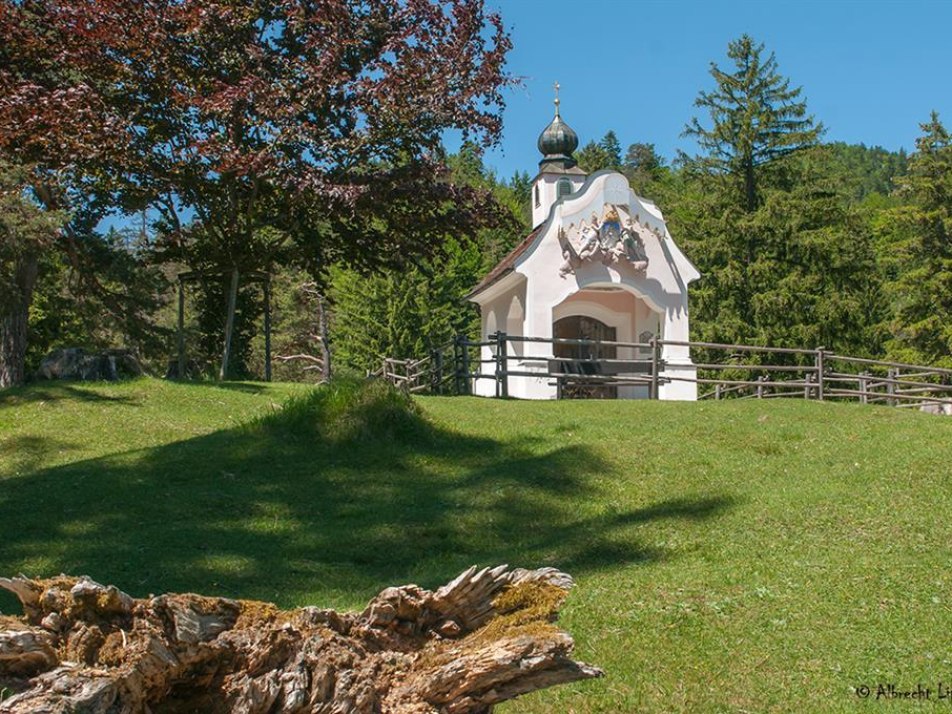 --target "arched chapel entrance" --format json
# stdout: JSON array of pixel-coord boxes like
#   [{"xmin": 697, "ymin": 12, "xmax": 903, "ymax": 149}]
[{"xmin": 552, "ymin": 315, "xmax": 617, "ymax": 399}]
